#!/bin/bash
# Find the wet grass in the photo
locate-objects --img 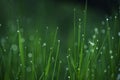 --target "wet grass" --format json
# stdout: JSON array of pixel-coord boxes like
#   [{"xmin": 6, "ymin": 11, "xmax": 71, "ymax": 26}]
[{"xmin": 0, "ymin": 7, "xmax": 120, "ymax": 80}]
